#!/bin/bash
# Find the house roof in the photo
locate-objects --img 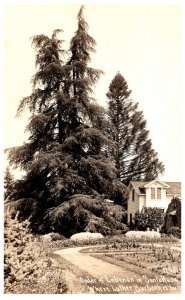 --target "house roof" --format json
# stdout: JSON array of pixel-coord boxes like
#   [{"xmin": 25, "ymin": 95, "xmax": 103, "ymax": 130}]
[
  {"xmin": 130, "ymin": 180, "xmax": 181, "ymax": 196},
  {"xmin": 165, "ymin": 182, "xmax": 181, "ymax": 195},
  {"xmin": 130, "ymin": 181, "xmax": 148, "ymax": 194},
  {"xmin": 143, "ymin": 180, "xmax": 170, "ymax": 189}
]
